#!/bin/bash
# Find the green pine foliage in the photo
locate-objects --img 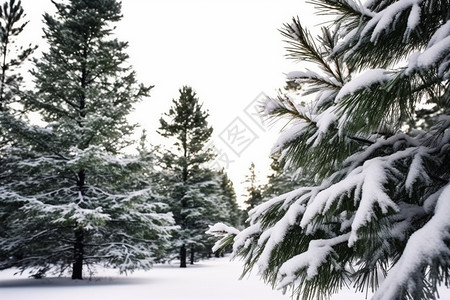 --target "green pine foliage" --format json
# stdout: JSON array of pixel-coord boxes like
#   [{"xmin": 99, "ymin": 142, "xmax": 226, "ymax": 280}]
[
  {"xmin": 243, "ymin": 162, "xmax": 263, "ymax": 211},
  {"xmin": 159, "ymin": 86, "xmax": 240, "ymax": 266},
  {"xmin": 217, "ymin": 169, "xmax": 242, "ymax": 228},
  {"xmin": 0, "ymin": 0, "xmax": 174, "ymax": 280},
  {"xmin": 210, "ymin": 0, "xmax": 450, "ymax": 299},
  {"xmin": 159, "ymin": 86, "xmax": 214, "ymax": 172}
]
